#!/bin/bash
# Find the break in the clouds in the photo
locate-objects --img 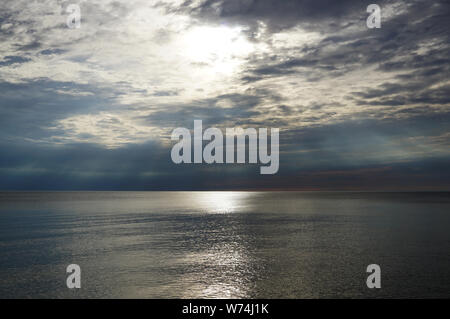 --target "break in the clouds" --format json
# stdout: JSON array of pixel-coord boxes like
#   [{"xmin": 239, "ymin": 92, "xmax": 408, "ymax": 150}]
[{"xmin": 0, "ymin": 0, "xmax": 449, "ymax": 190}]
